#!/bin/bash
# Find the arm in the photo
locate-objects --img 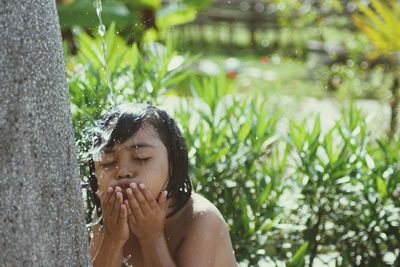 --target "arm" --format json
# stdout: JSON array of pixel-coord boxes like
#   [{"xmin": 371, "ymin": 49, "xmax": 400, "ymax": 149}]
[
  {"xmin": 91, "ymin": 187, "xmax": 130, "ymax": 267},
  {"xmin": 90, "ymin": 227, "xmax": 126, "ymax": 267},
  {"xmin": 138, "ymin": 234, "xmax": 177, "ymax": 267}
]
